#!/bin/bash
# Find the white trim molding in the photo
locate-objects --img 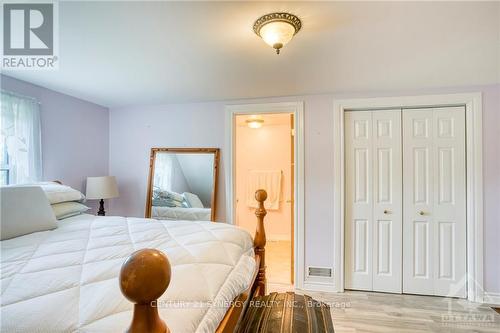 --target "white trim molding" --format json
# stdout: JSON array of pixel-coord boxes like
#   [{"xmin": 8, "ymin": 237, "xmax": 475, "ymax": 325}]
[
  {"xmin": 225, "ymin": 102, "xmax": 305, "ymax": 289},
  {"xmin": 484, "ymin": 292, "xmax": 500, "ymax": 306},
  {"xmin": 333, "ymin": 93, "xmax": 484, "ymax": 303}
]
